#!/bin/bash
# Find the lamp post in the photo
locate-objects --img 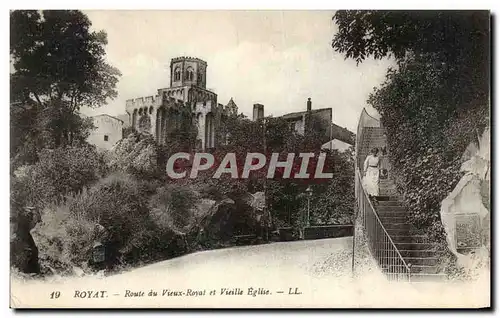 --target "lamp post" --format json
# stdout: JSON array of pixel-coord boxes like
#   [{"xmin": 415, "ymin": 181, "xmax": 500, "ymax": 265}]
[
  {"xmin": 305, "ymin": 186, "xmax": 313, "ymax": 227},
  {"xmin": 262, "ymin": 116, "xmax": 269, "ymax": 241}
]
